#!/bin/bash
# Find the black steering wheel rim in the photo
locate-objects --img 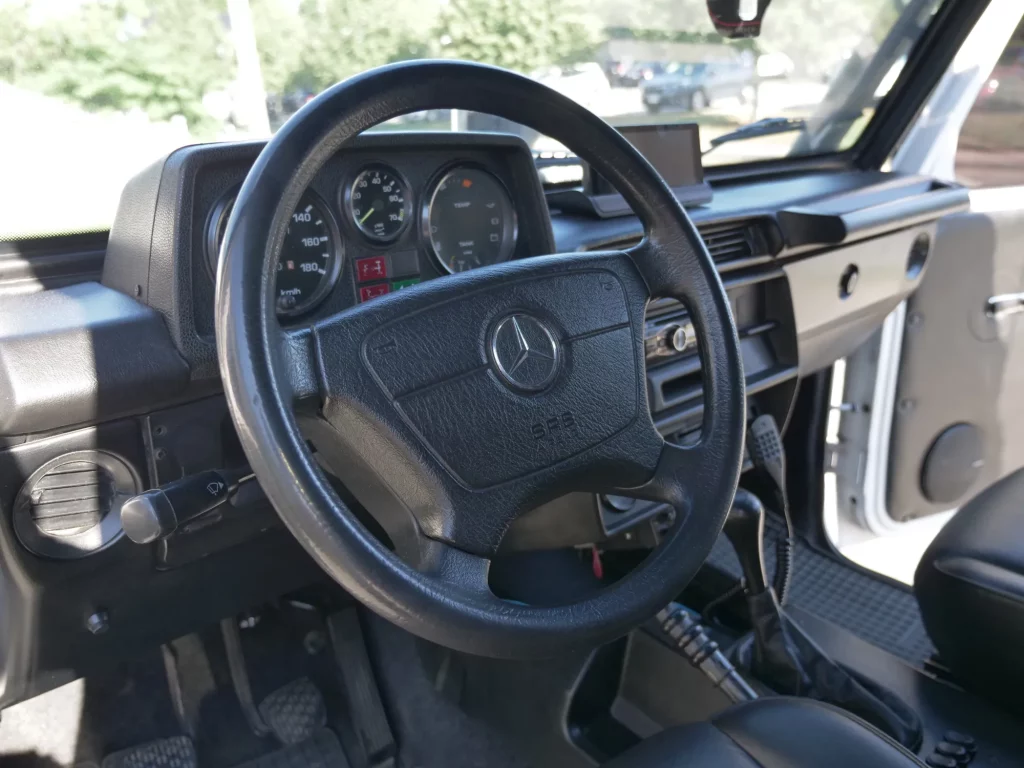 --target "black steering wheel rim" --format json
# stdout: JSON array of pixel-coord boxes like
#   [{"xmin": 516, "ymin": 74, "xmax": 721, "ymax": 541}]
[{"xmin": 216, "ymin": 60, "xmax": 745, "ymax": 659}]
